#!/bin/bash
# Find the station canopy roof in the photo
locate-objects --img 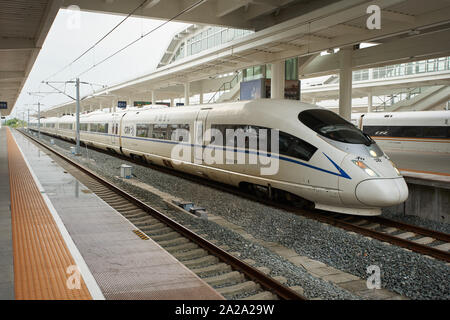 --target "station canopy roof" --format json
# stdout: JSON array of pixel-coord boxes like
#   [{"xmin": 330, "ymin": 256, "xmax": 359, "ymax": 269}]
[
  {"xmin": 2, "ymin": 0, "xmax": 450, "ymax": 117},
  {"xmin": 0, "ymin": 0, "xmax": 60, "ymax": 116}
]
